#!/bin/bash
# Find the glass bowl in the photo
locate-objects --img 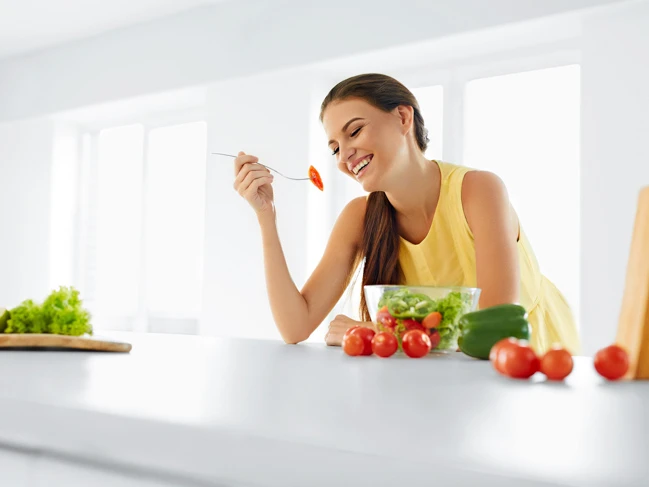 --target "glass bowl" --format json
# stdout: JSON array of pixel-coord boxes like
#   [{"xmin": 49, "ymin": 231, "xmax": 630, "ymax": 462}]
[{"xmin": 363, "ymin": 285, "xmax": 481, "ymax": 352}]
